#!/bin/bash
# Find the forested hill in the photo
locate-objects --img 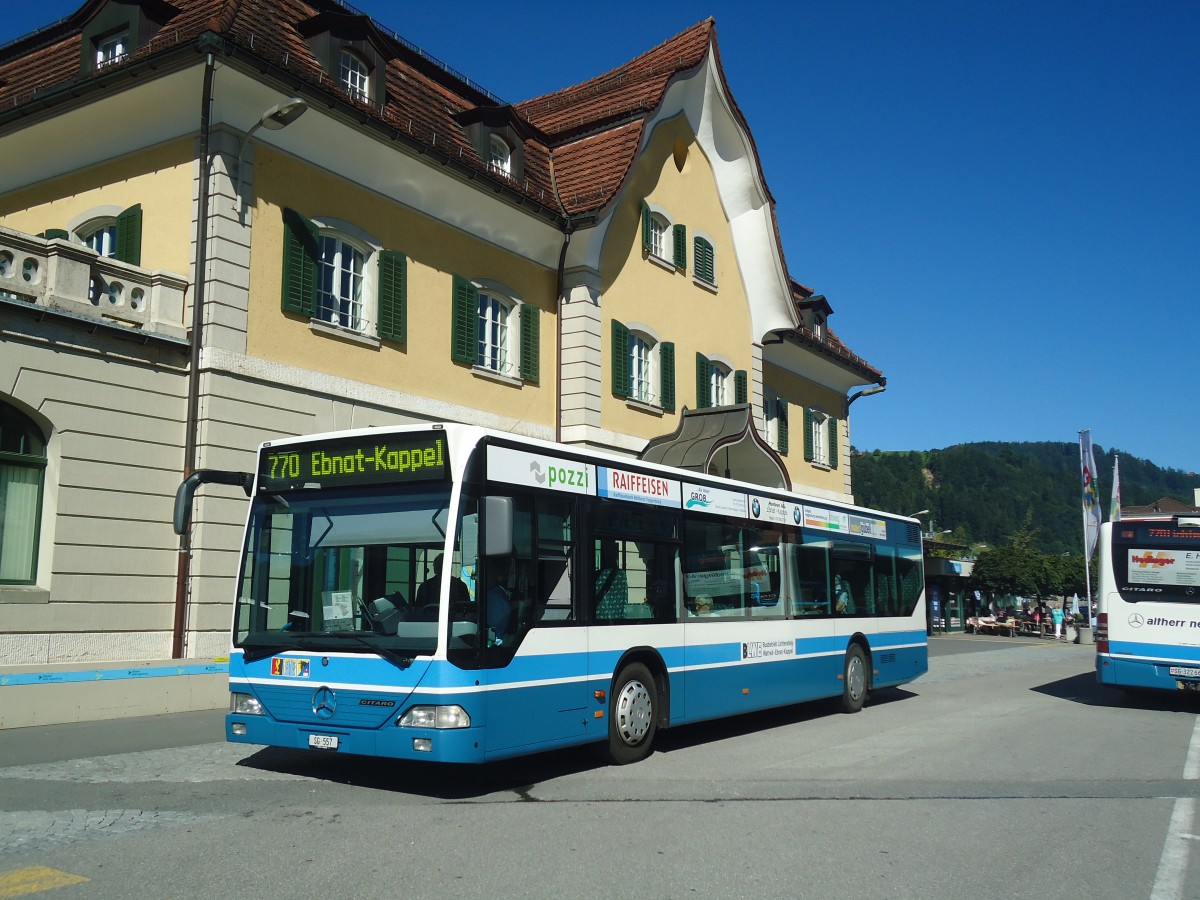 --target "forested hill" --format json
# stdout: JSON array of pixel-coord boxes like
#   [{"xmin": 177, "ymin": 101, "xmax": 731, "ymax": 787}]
[{"xmin": 851, "ymin": 442, "xmax": 1199, "ymax": 555}]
